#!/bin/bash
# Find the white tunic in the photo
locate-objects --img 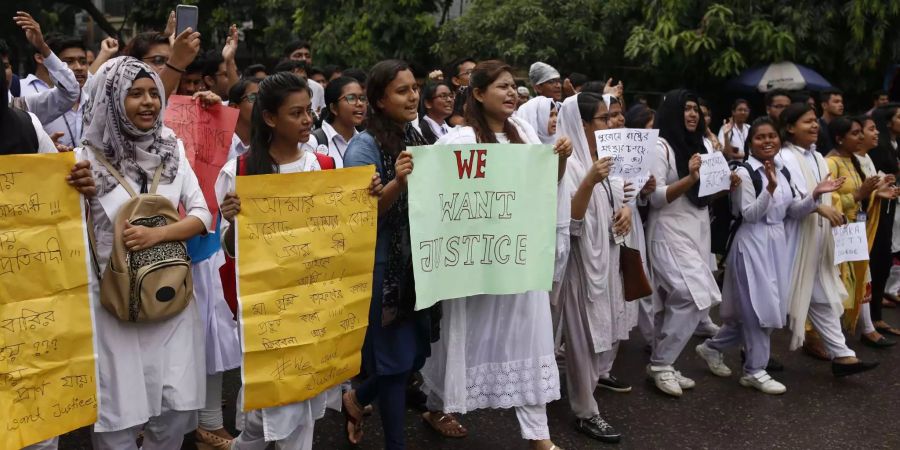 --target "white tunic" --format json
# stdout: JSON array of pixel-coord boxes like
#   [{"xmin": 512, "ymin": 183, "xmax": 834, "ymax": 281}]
[
  {"xmin": 79, "ymin": 142, "xmax": 212, "ymax": 432},
  {"xmin": 722, "ymin": 158, "xmax": 815, "ymax": 328},
  {"xmin": 645, "ymin": 138, "xmax": 721, "ymax": 309},
  {"xmin": 420, "ymin": 117, "xmax": 561, "ymax": 413},
  {"xmin": 215, "ymin": 152, "xmax": 338, "ymax": 441}
]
